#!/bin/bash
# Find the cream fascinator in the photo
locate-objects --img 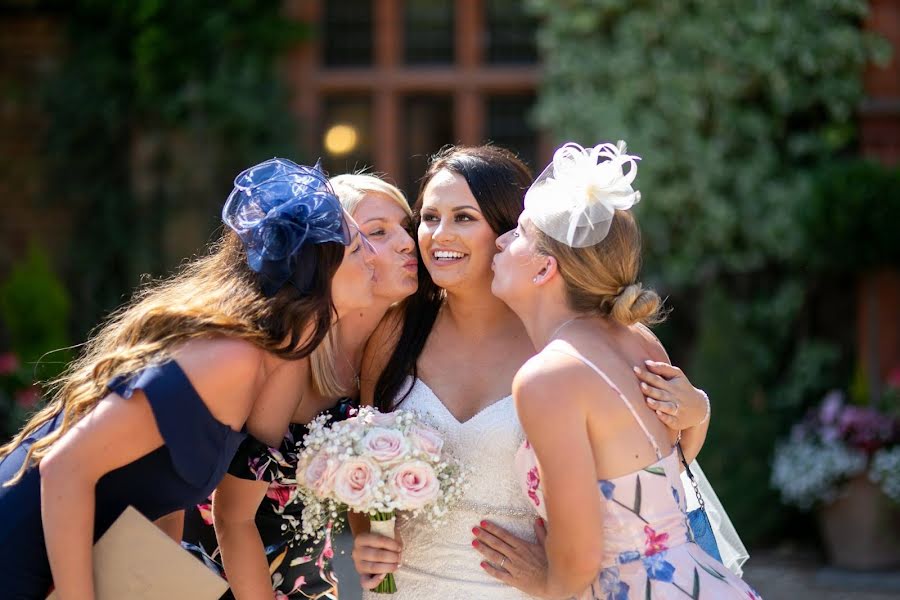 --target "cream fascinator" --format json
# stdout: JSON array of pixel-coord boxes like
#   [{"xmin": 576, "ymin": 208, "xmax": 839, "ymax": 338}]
[{"xmin": 524, "ymin": 141, "xmax": 641, "ymax": 247}]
